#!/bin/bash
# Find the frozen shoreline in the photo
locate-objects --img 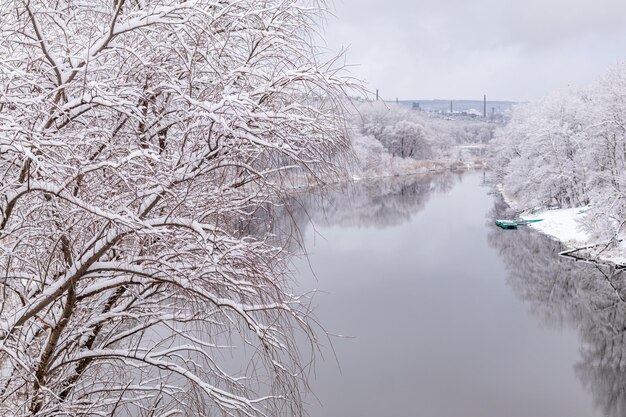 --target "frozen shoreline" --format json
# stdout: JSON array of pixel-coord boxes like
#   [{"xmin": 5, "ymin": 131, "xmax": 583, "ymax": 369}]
[
  {"xmin": 500, "ymin": 189, "xmax": 626, "ymax": 268},
  {"xmin": 520, "ymin": 207, "xmax": 590, "ymax": 247}
]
